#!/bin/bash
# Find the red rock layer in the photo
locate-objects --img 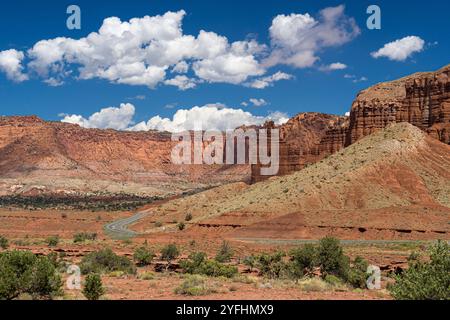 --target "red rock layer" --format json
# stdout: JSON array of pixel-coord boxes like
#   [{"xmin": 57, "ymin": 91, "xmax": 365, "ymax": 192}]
[
  {"xmin": 0, "ymin": 116, "xmax": 251, "ymax": 196},
  {"xmin": 252, "ymin": 64, "xmax": 450, "ymax": 182},
  {"xmin": 347, "ymin": 64, "xmax": 450, "ymax": 145}
]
